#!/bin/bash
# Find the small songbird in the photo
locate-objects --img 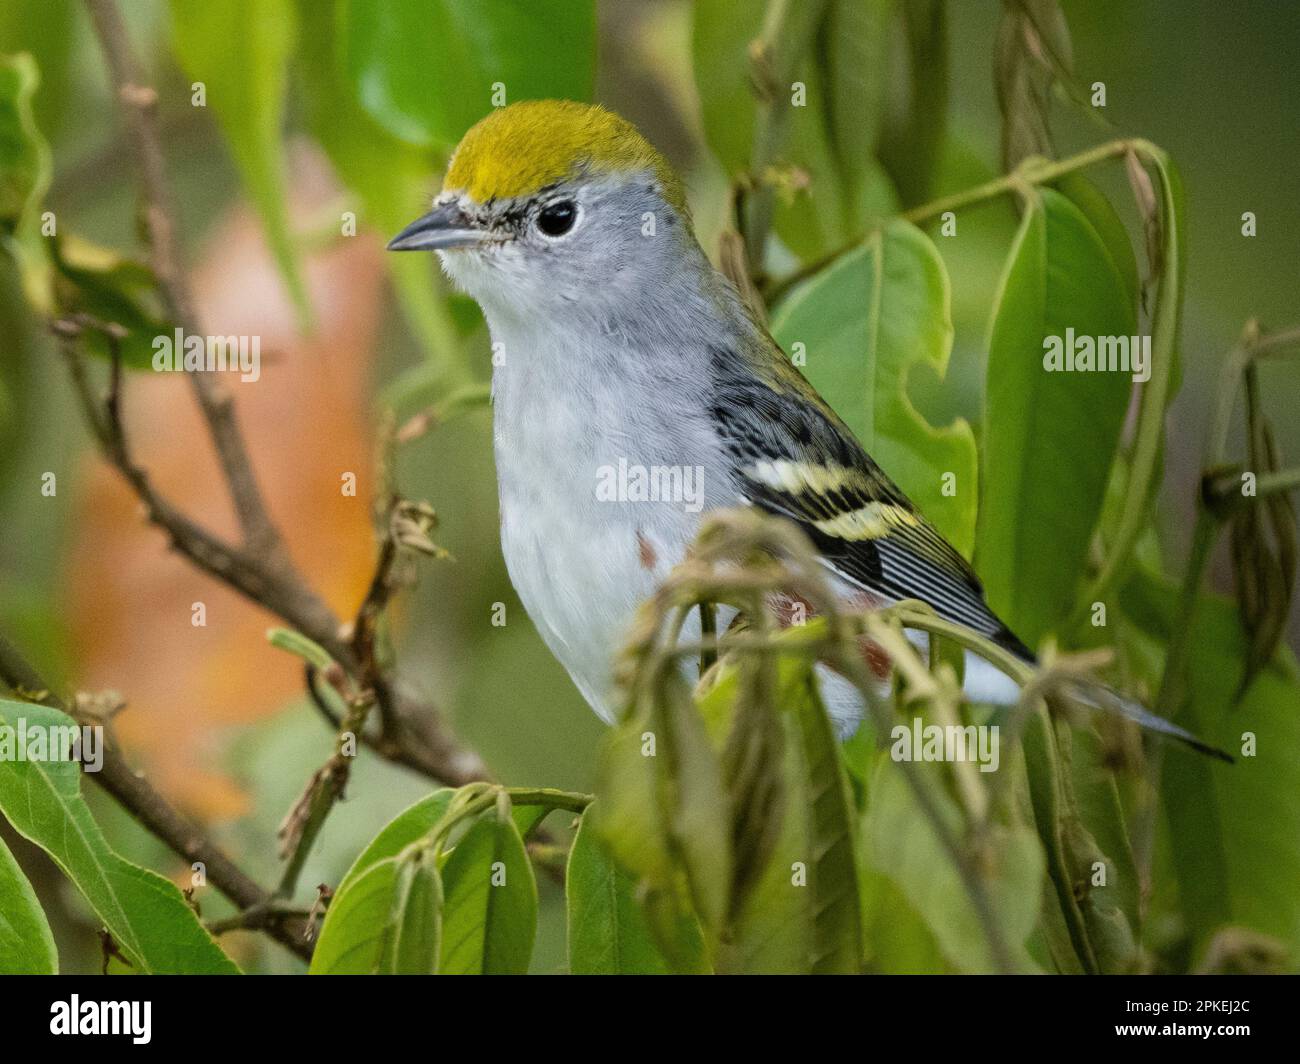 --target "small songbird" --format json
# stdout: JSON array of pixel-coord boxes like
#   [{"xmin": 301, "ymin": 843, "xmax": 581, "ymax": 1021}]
[{"xmin": 389, "ymin": 100, "xmax": 1220, "ymax": 758}]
